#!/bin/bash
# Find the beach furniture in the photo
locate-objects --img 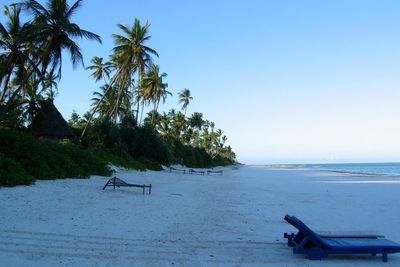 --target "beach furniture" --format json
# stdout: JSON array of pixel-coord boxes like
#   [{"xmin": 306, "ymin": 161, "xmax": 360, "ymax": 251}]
[
  {"xmin": 207, "ymin": 170, "xmax": 223, "ymax": 175},
  {"xmin": 188, "ymin": 169, "xmax": 205, "ymax": 175},
  {"xmin": 102, "ymin": 177, "xmax": 151, "ymax": 195},
  {"xmin": 283, "ymin": 214, "xmax": 400, "ymax": 262},
  {"xmin": 315, "ymin": 230, "xmax": 384, "ymax": 239},
  {"xmin": 169, "ymin": 167, "xmax": 186, "ymax": 174}
]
